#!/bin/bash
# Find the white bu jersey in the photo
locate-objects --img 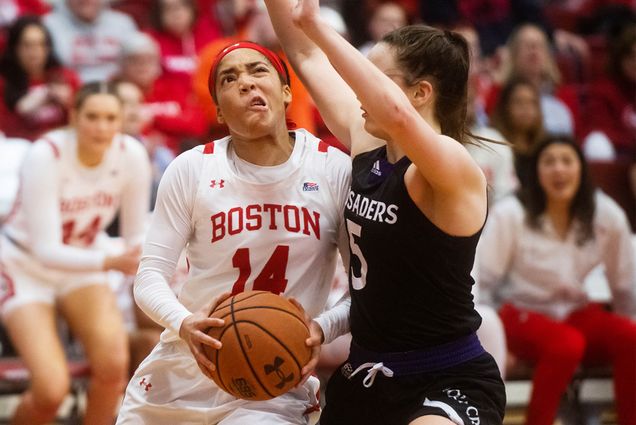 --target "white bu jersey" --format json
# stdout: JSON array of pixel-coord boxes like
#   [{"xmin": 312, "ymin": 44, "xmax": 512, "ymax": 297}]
[
  {"xmin": 4, "ymin": 128, "xmax": 150, "ymax": 269},
  {"xmin": 136, "ymin": 129, "xmax": 351, "ymax": 342}
]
